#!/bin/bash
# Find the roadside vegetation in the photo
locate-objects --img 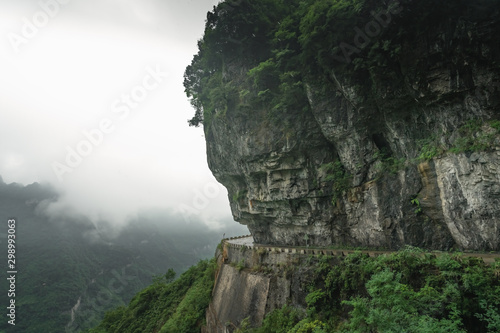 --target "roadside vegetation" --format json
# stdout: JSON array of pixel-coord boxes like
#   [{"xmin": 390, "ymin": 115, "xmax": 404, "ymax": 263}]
[
  {"xmin": 239, "ymin": 248, "xmax": 500, "ymax": 333},
  {"xmin": 89, "ymin": 247, "xmax": 500, "ymax": 333}
]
